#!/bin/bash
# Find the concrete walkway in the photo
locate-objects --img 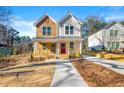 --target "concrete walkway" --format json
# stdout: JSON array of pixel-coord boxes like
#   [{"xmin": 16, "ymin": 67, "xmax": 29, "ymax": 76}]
[
  {"xmin": 50, "ymin": 59, "xmax": 88, "ymax": 87},
  {"xmin": 83, "ymin": 55, "xmax": 124, "ymax": 74}
]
